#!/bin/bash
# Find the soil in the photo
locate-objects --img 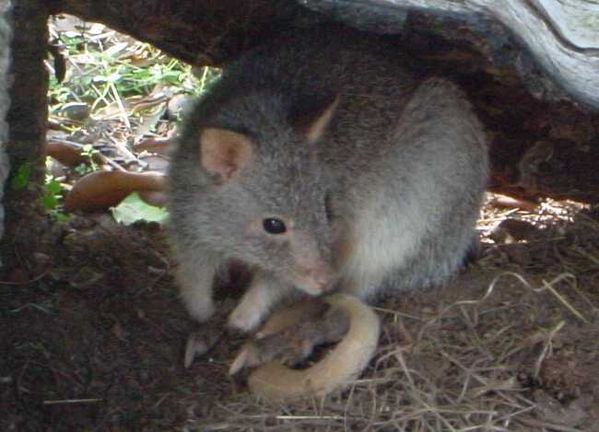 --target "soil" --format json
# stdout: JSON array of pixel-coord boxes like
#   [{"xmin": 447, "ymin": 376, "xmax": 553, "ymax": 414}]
[{"xmin": 2, "ymin": 200, "xmax": 599, "ymax": 431}]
